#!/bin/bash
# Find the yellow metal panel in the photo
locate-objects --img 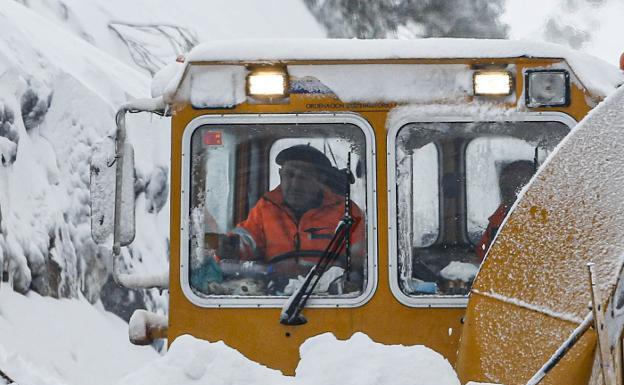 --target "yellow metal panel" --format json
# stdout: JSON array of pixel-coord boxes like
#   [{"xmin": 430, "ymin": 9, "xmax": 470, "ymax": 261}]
[{"xmin": 458, "ymin": 294, "xmax": 596, "ymax": 385}]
